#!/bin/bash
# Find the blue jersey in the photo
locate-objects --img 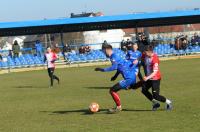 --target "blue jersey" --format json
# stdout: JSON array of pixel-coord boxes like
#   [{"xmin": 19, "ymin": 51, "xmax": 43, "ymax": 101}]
[
  {"xmin": 103, "ymin": 52, "xmax": 135, "ymax": 80},
  {"xmin": 126, "ymin": 50, "xmax": 142, "ymax": 70},
  {"xmin": 126, "ymin": 50, "xmax": 142, "ymax": 62}
]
